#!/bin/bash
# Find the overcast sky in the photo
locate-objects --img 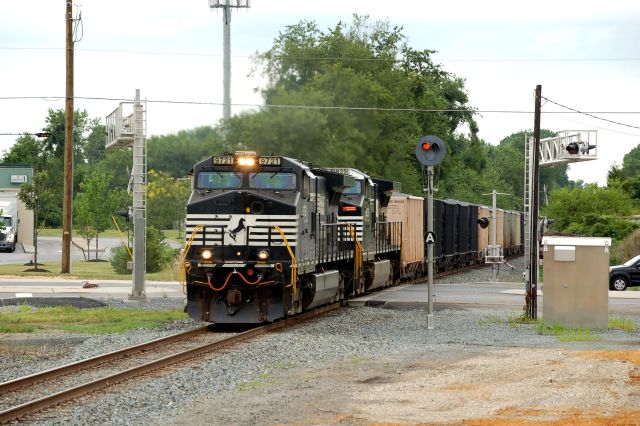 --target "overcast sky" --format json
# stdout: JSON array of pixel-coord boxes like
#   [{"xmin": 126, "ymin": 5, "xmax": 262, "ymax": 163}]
[{"xmin": 1, "ymin": 0, "xmax": 639, "ymax": 185}]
